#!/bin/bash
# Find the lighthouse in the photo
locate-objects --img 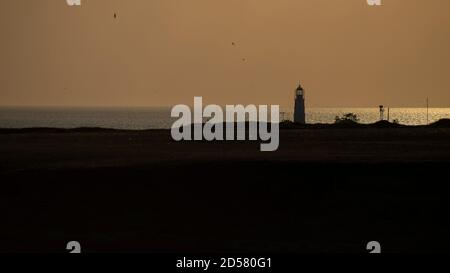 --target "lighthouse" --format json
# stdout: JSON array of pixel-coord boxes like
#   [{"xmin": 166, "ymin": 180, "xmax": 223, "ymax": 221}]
[{"xmin": 294, "ymin": 83, "xmax": 306, "ymax": 124}]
